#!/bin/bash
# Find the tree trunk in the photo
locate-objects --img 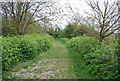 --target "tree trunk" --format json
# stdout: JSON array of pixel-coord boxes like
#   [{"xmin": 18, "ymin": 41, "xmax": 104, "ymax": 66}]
[
  {"xmin": 99, "ymin": 33, "xmax": 104, "ymax": 43},
  {"xmin": 16, "ymin": 24, "xmax": 24, "ymax": 35}
]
